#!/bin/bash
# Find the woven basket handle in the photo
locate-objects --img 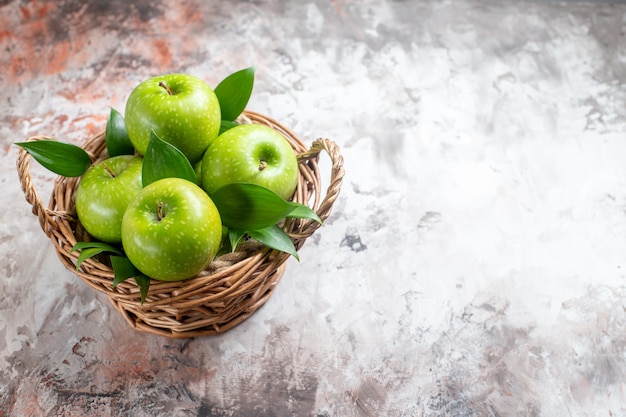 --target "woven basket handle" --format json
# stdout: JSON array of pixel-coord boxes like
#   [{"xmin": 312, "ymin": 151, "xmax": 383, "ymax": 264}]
[
  {"xmin": 15, "ymin": 136, "xmax": 68, "ymax": 237},
  {"xmin": 296, "ymin": 138, "xmax": 345, "ymax": 241}
]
